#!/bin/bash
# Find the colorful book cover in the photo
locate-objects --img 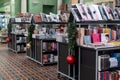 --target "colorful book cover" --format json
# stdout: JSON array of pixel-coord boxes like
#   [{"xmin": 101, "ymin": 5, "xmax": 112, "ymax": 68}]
[
  {"xmin": 101, "ymin": 33, "xmax": 109, "ymax": 43},
  {"xmin": 92, "ymin": 33, "xmax": 100, "ymax": 43},
  {"xmin": 33, "ymin": 14, "xmax": 42, "ymax": 23},
  {"xmin": 112, "ymin": 30, "xmax": 117, "ymax": 41},
  {"xmin": 83, "ymin": 35, "xmax": 91, "ymax": 45}
]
